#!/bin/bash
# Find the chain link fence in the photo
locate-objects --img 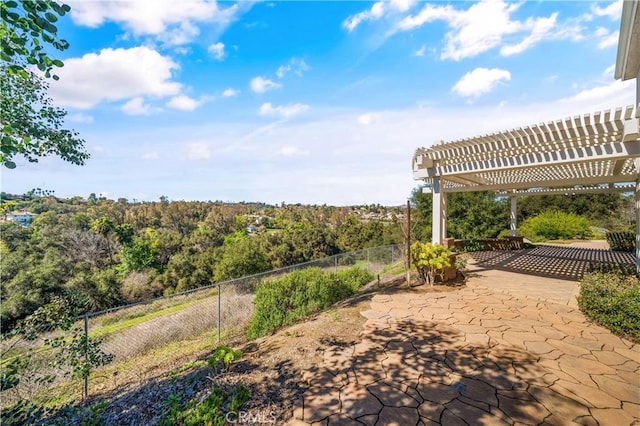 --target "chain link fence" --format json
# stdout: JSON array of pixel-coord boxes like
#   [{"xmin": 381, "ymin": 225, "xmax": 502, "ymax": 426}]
[{"xmin": 1, "ymin": 244, "xmax": 404, "ymax": 407}]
